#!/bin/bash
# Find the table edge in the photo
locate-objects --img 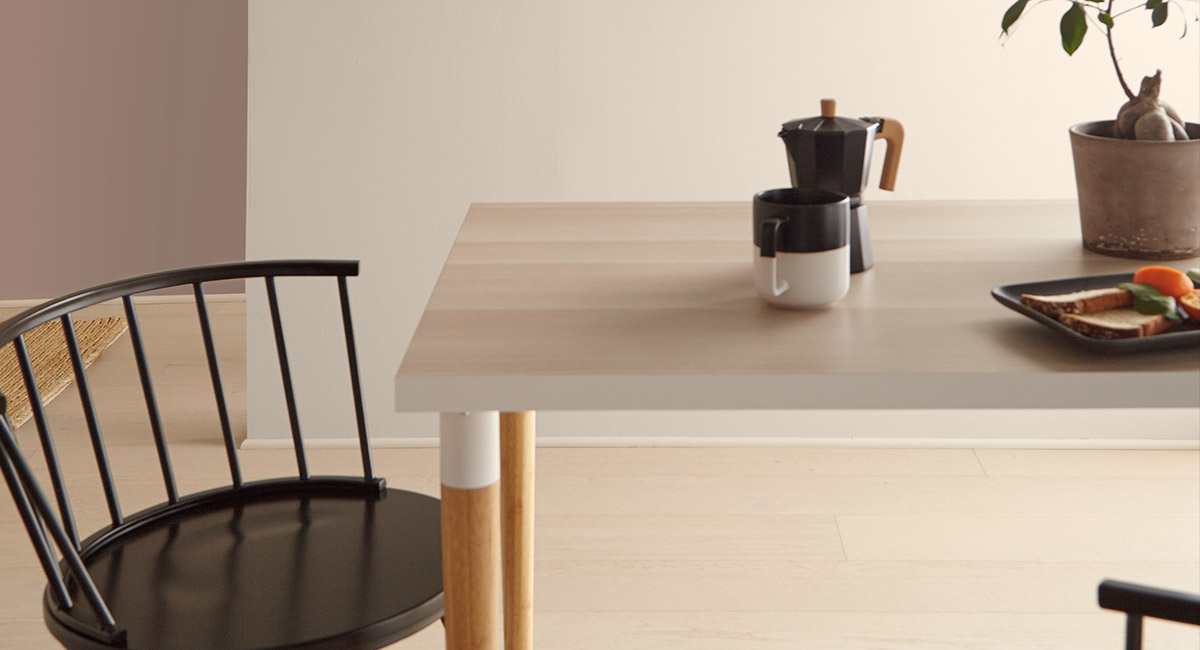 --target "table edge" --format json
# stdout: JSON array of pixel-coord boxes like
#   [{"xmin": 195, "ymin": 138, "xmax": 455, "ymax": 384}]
[{"xmin": 394, "ymin": 371, "xmax": 1200, "ymax": 412}]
